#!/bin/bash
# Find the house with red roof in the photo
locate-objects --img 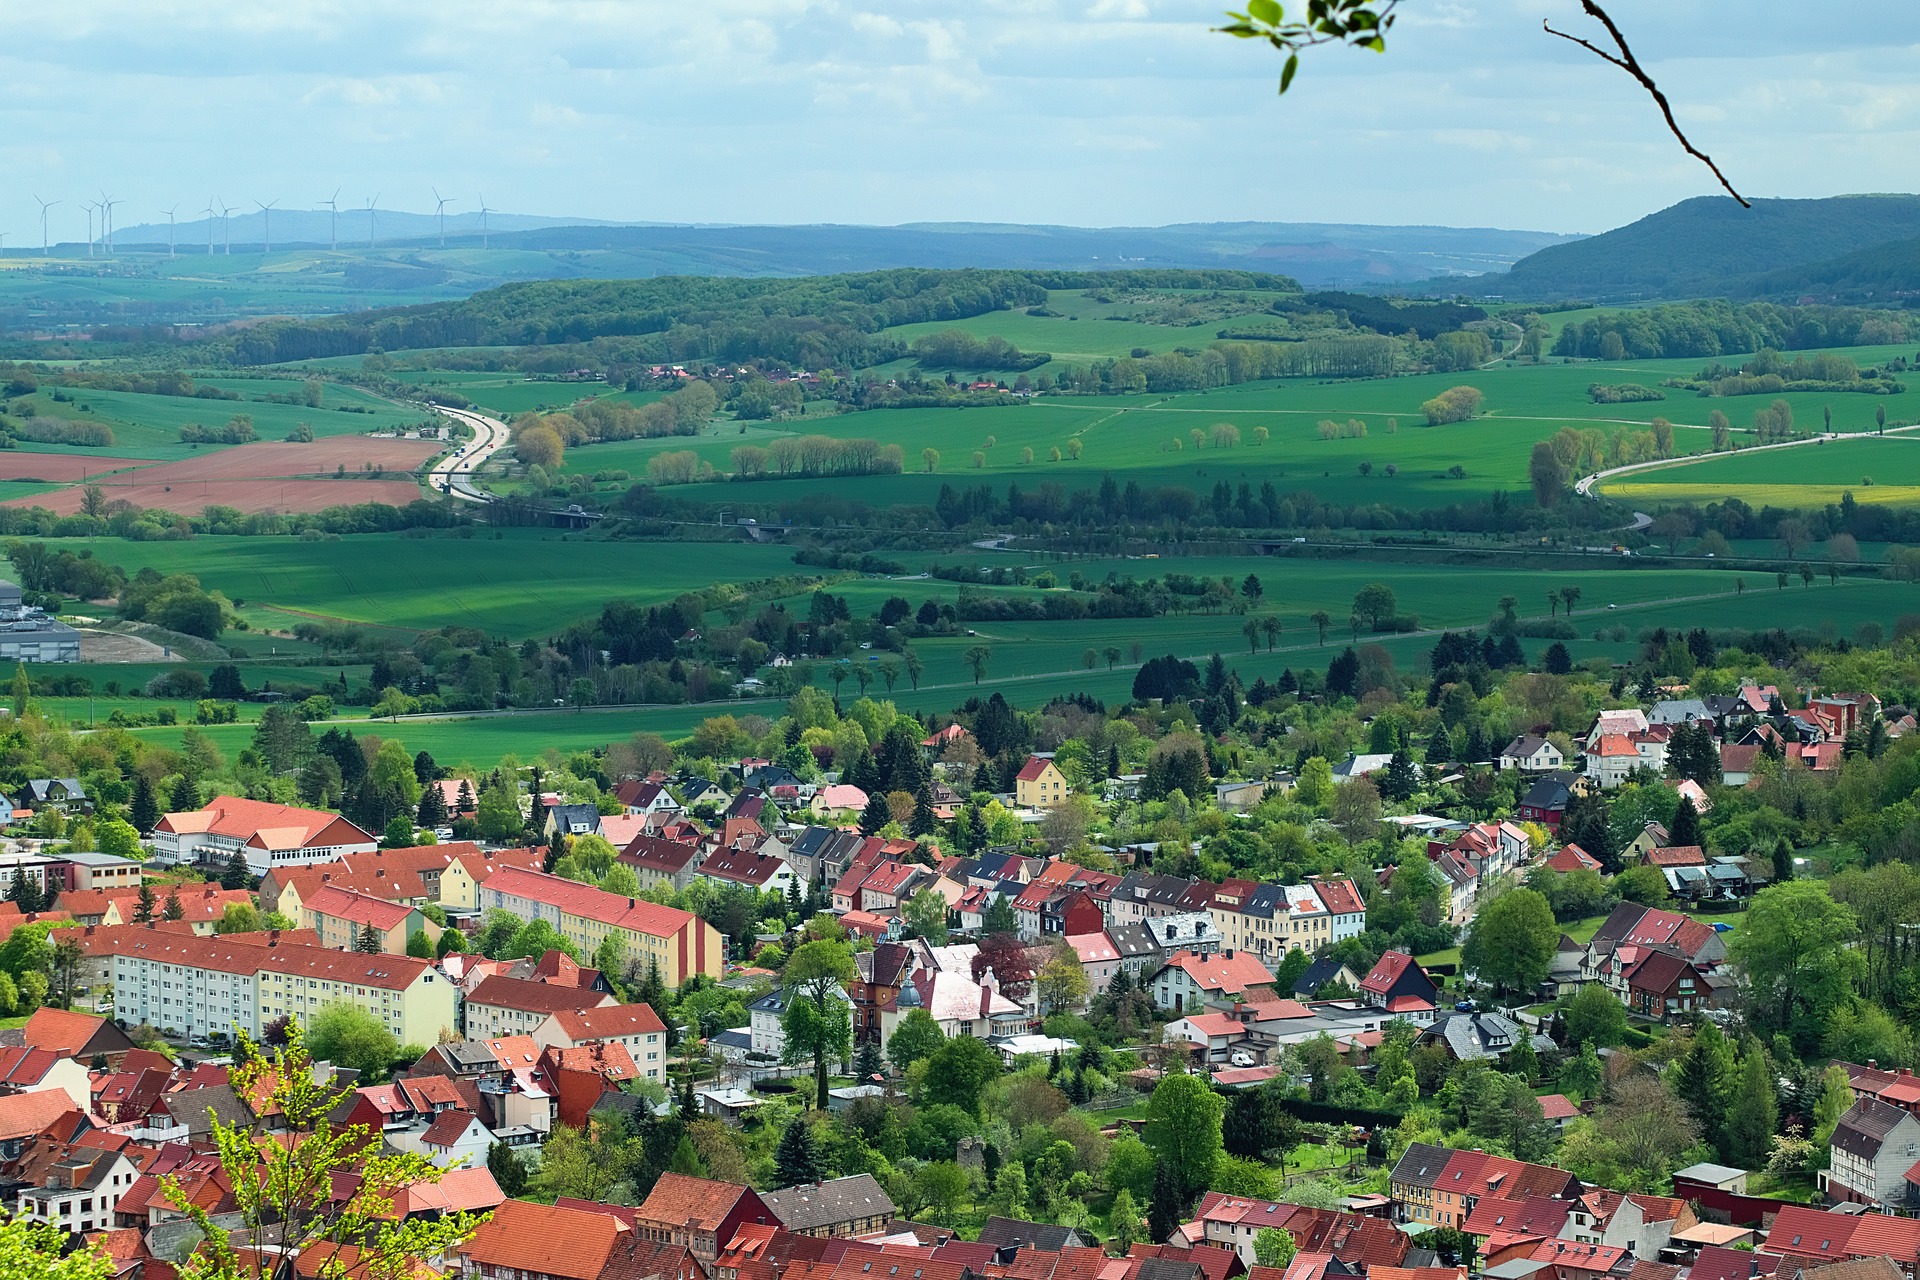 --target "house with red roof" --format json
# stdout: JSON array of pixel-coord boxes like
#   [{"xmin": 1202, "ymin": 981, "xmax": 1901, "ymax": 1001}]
[
  {"xmin": 1068, "ymin": 931, "xmax": 1121, "ymax": 990},
  {"xmin": 633, "ymin": 1172, "xmax": 771, "ymax": 1264},
  {"xmin": 0, "ymin": 1044, "xmax": 89, "ymax": 1109},
  {"xmin": 530, "ymin": 1002, "xmax": 668, "ymax": 1087},
  {"xmin": 618, "ymin": 834, "xmax": 706, "ymax": 894},
  {"xmin": 1148, "ymin": 949, "xmax": 1277, "ymax": 1014},
  {"xmin": 301, "ymin": 884, "xmax": 432, "ymax": 954},
  {"xmin": 1564, "ymin": 1189, "xmax": 1694, "ymax": 1259},
  {"xmin": 152, "ymin": 795, "xmax": 377, "ymax": 876},
  {"xmin": 21, "ymin": 1007, "xmax": 137, "ymax": 1067},
  {"xmin": 1190, "ymin": 1192, "xmax": 1409, "ymax": 1268},
  {"xmin": 1829, "ymin": 1096, "xmax": 1920, "ymax": 1209},
  {"xmin": 456, "ymin": 1196, "xmax": 633, "ymax": 1280},
  {"xmin": 465, "ymin": 975, "xmax": 615, "ymax": 1042},
  {"xmin": 1165, "ymin": 1012, "xmax": 1254, "ymax": 1066},
  {"xmin": 1015, "ymin": 756, "xmax": 1068, "ymax": 810},
  {"xmin": 1622, "ymin": 949, "xmax": 1718, "ymax": 1021},
  {"xmin": 1358, "ymin": 951, "xmax": 1438, "ymax": 1020},
  {"xmin": 1546, "ymin": 844, "xmax": 1603, "ymax": 874}
]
